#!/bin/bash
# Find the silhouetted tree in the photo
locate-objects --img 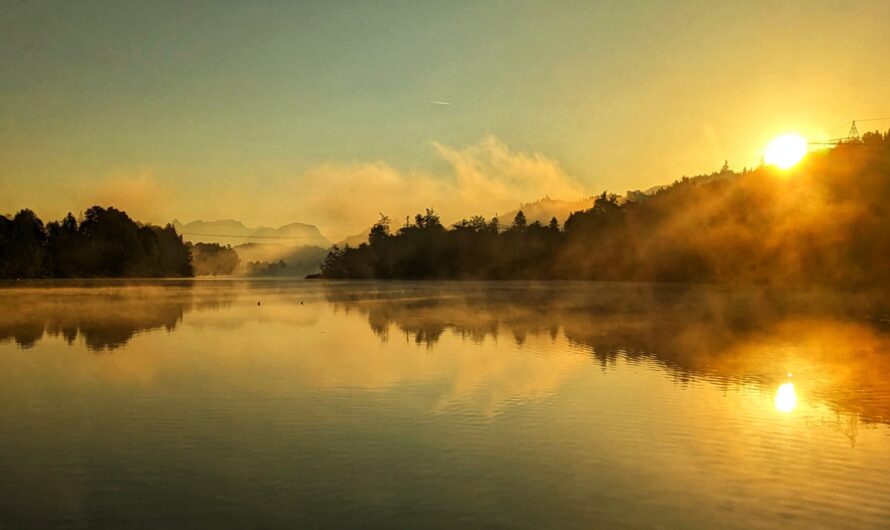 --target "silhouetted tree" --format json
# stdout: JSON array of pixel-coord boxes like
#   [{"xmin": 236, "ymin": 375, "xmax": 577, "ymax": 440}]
[
  {"xmin": 45, "ymin": 212, "xmax": 81, "ymax": 277},
  {"xmin": 320, "ymin": 245, "xmax": 348, "ymax": 278},
  {"xmin": 245, "ymin": 260, "xmax": 288, "ymax": 276},
  {"xmin": 512, "ymin": 210, "xmax": 527, "ymax": 230},
  {"xmin": 369, "ymin": 216, "xmax": 390, "ymax": 247},
  {"xmin": 0, "ymin": 210, "xmax": 46, "ymax": 278},
  {"xmin": 0, "ymin": 206, "xmax": 192, "ymax": 278},
  {"xmin": 414, "ymin": 208, "xmax": 443, "ymax": 230}
]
